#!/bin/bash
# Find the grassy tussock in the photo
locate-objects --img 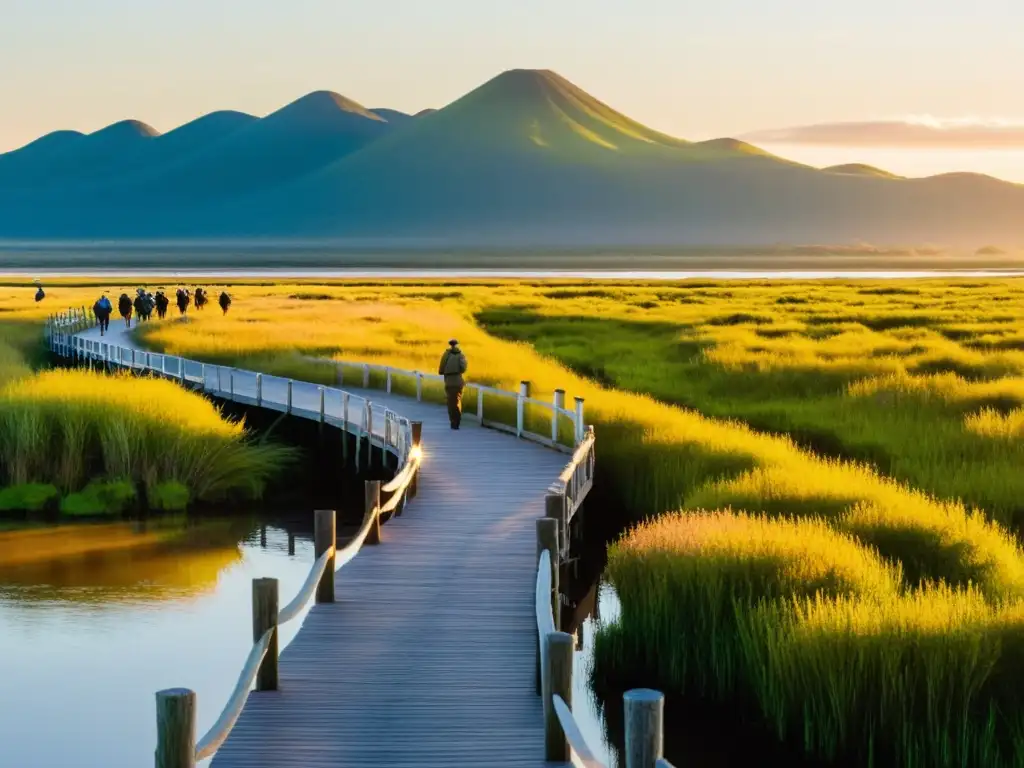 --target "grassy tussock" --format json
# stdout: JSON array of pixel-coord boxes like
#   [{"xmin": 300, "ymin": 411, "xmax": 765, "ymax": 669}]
[
  {"xmin": 0, "ymin": 368, "xmax": 292, "ymax": 512},
  {"xmin": 598, "ymin": 512, "xmax": 1024, "ymax": 766}
]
